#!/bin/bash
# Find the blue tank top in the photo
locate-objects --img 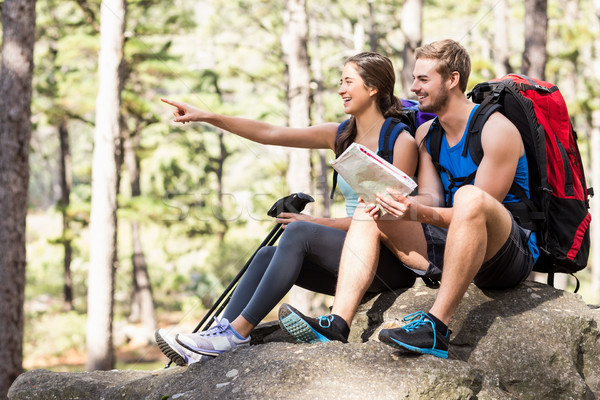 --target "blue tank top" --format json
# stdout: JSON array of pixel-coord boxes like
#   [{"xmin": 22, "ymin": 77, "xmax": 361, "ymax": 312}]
[
  {"xmin": 426, "ymin": 105, "xmax": 531, "ymax": 206},
  {"xmin": 337, "ymin": 174, "xmax": 360, "ymax": 216},
  {"xmin": 426, "ymin": 105, "xmax": 538, "ymax": 261}
]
